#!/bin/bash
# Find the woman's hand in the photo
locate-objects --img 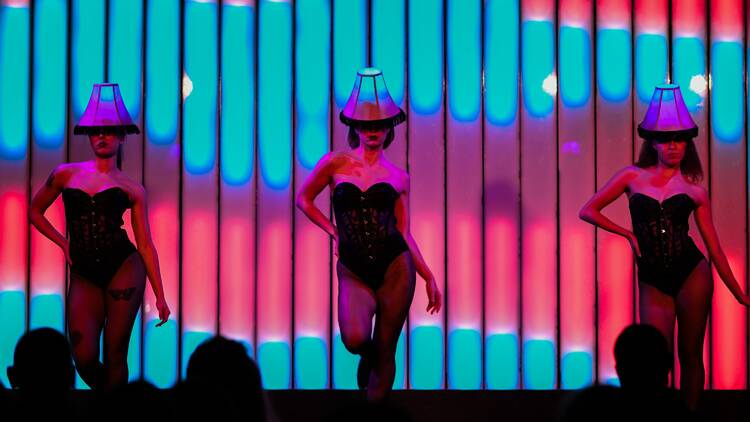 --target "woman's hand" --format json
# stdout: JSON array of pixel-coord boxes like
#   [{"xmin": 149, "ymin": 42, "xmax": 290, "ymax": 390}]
[
  {"xmin": 425, "ymin": 278, "xmax": 442, "ymax": 314},
  {"xmin": 155, "ymin": 297, "xmax": 171, "ymax": 327},
  {"xmin": 626, "ymin": 231, "xmax": 641, "ymax": 258}
]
